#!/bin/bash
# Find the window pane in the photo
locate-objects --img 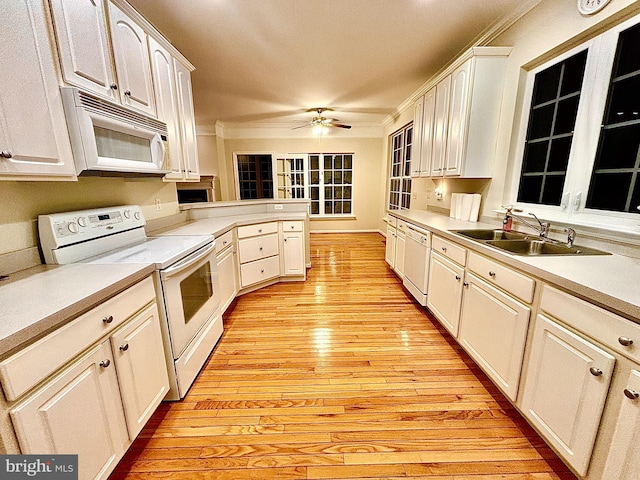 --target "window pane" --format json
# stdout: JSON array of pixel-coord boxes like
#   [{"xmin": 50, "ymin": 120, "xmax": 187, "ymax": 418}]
[
  {"xmin": 560, "ymin": 50, "xmax": 588, "ymax": 96},
  {"xmin": 325, "ymin": 201, "xmax": 333, "ymax": 214},
  {"xmin": 343, "ymin": 201, "xmax": 352, "ymax": 214},
  {"xmin": 325, "ymin": 172, "xmax": 333, "ymax": 184},
  {"xmin": 532, "ymin": 64, "xmax": 561, "ymax": 105},
  {"xmin": 541, "ymin": 175, "xmax": 566, "ymax": 206},
  {"xmin": 613, "ymin": 22, "xmax": 640, "ymax": 77},
  {"xmin": 554, "ymin": 96, "xmax": 580, "ymax": 135},
  {"xmin": 325, "ymin": 186, "xmax": 332, "ymax": 200},
  {"xmin": 334, "ymin": 201, "xmax": 343, "ymax": 214},
  {"xmin": 528, "ymin": 104, "xmax": 555, "ymax": 139},
  {"xmin": 310, "ymin": 171, "xmax": 320, "ymax": 184},
  {"xmin": 310, "ymin": 155, "xmax": 319, "ymax": 170},
  {"xmin": 311, "ymin": 202, "xmax": 319, "ymax": 215},
  {"xmin": 605, "ymin": 75, "xmax": 640, "ymax": 125},
  {"xmin": 310, "ymin": 187, "xmax": 319, "ymax": 200},
  {"xmin": 333, "ymin": 186, "xmax": 343, "ymax": 199},
  {"xmin": 588, "ymin": 172, "xmax": 632, "ymax": 211},
  {"xmin": 518, "ymin": 176, "xmax": 544, "ymax": 204},
  {"xmin": 324, "ymin": 155, "xmax": 332, "ymax": 169},
  {"xmin": 334, "ymin": 155, "xmax": 342, "ymax": 169},
  {"xmin": 344, "ymin": 155, "xmax": 353, "ymax": 169},
  {"xmin": 344, "ymin": 171, "xmax": 352, "ymax": 184},
  {"xmin": 594, "ymin": 124, "xmax": 640, "ymax": 170},
  {"xmin": 334, "ymin": 171, "xmax": 342, "ymax": 184},
  {"xmin": 522, "ymin": 142, "xmax": 549, "ymax": 173},
  {"xmin": 547, "ymin": 137, "xmax": 572, "ymax": 172}
]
